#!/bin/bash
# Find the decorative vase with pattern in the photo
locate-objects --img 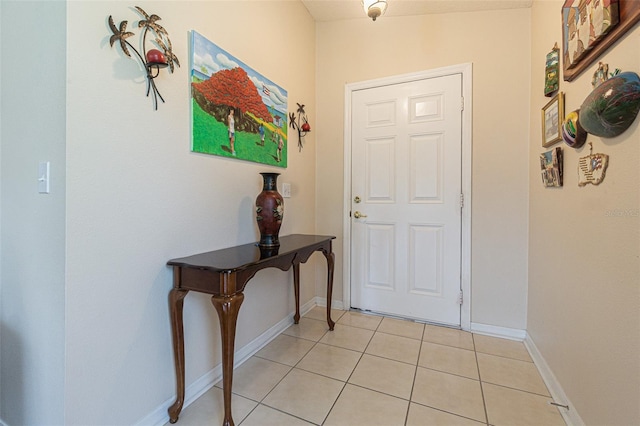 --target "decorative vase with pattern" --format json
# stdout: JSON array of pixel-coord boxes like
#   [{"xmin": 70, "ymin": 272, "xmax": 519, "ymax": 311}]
[{"xmin": 255, "ymin": 172, "xmax": 284, "ymax": 248}]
